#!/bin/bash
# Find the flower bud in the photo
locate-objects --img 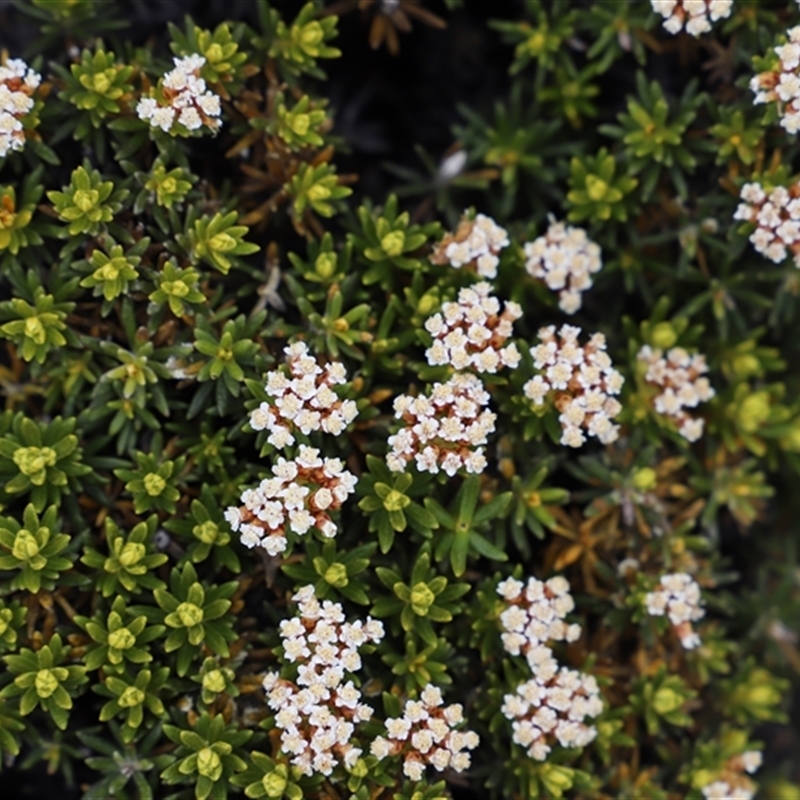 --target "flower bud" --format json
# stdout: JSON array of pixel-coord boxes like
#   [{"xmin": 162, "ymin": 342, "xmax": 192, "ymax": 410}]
[
  {"xmin": 262, "ymin": 766, "xmax": 288, "ymax": 798},
  {"xmin": 652, "ymin": 685, "xmax": 684, "ymax": 715},
  {"xmin": 651, "ymin": 322, "xmax": 678, "ymax": 350},
  {"xmin": 323, "ymin": 561, "xmax": 349, "ymax": 588},
  {"xmin": 176, "ymin": 601, "xmax": 204, "ymax": 627},
  {"xmin": 410, "ymin": 582, "xmax": 436, "ymax": 616},
  {"xmin": 196, "ymin": 747, "xmax": 223, "ymax": 781},
  {"xmin": 108, "ymin": 627, "xmax": 136, "ymax": 651},
  {"xmin": 202, "ymin": 669, "xmax": 228, "ymax": 694},
  {"xmin": 315, "ymin": 252, "xmax": 337, "ymax": 278},
  {"xmin": 380, "ymin": 230, "xmax": 405, "ymax": 257},
  {"xmin": 632, "ymin": 467, "xmax": 657, "ymax": 492}
]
